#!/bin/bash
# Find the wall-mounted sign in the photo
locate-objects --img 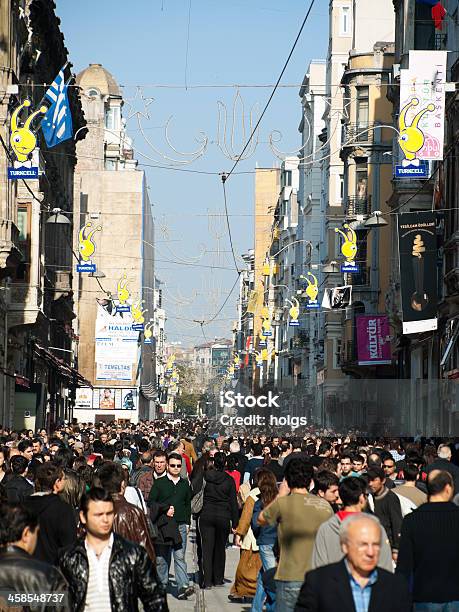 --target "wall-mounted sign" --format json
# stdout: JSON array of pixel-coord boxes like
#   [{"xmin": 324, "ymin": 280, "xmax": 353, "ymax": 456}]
[
  {"xmin": 8, "ymin": 100, "xmax": 46, "ymax": 179},
  {"xmin": 335, "ymin": 225, "xmax": 358, "ymax": 272},
  {"xmin": 96, "ymin": 362, "xmax": 132, "ymax": 381},
  {"xmin": 287, "ymin": 297, "xmax": 300, "ymax": 326},
  {"xmin": 301, "ymin": 272, "xmax": 320, "ymax": 309},
  {"xmin": 116, "ymin": 275, "xmax": 131, "ymax": 312},
  {"xmin": 131, "ymin": 299, "xmax": 146, "ymax": 331},
  {"xmin": 77, "ymin": 222, "xmax": 101, "ymax": 273},
  {"xmin": 144, "ymin": 321, "xmax": 153, "ymax": 344},
  {"xmin": 395, "ymin": 50, "xmax": 447, "ymax": 178},
  {"xmin": 398, "ymin": 211, "xmax": 438, "ymax": 334},
  {"xmin": 356, "ymin": 315, "xmax": 392, "ymax": 366},
  {"xmin": 322, "ymin": 286, "xmax": 352, "ymax": 310},
  {"xmin": 94, "ymin": 304, "xmax": 138, "ymax": 384}
]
